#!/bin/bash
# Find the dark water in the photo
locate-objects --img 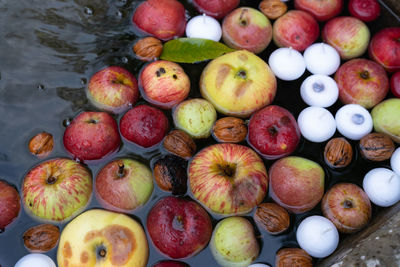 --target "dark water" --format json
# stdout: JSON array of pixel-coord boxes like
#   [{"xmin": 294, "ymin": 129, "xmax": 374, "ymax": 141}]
[{"xmin": 0, "ymin": 0, "xmax": 399, "ymax": 266}]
